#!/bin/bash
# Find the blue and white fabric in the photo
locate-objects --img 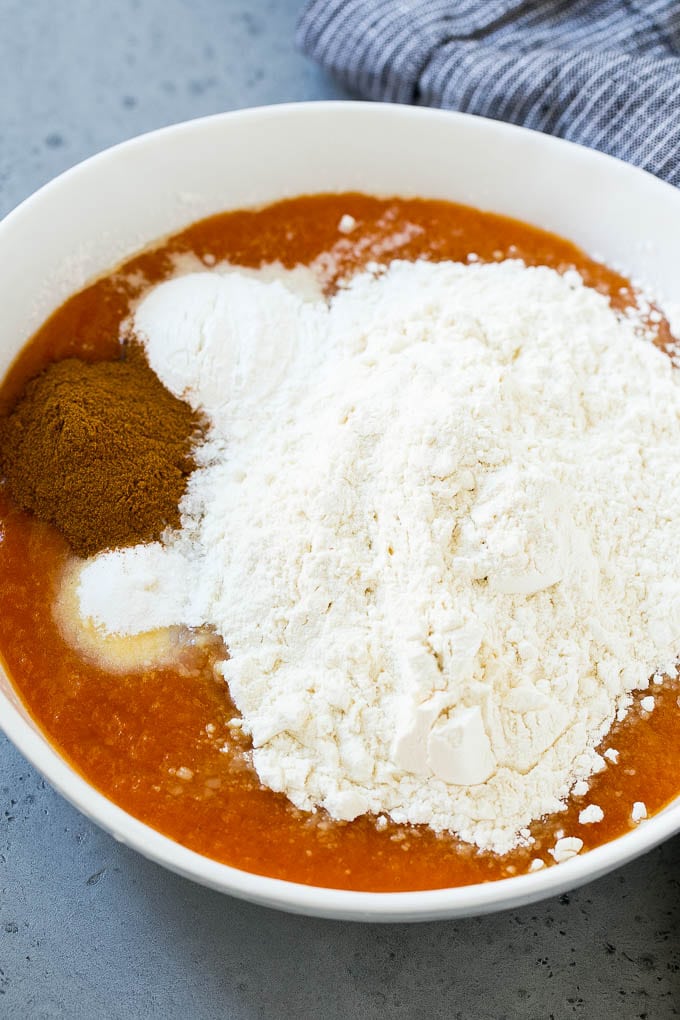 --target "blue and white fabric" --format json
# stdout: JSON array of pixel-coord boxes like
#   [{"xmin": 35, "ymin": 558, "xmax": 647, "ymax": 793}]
[{"xmin": 298, "ymin": 1, "xmax": 680, "ymax": 184}]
